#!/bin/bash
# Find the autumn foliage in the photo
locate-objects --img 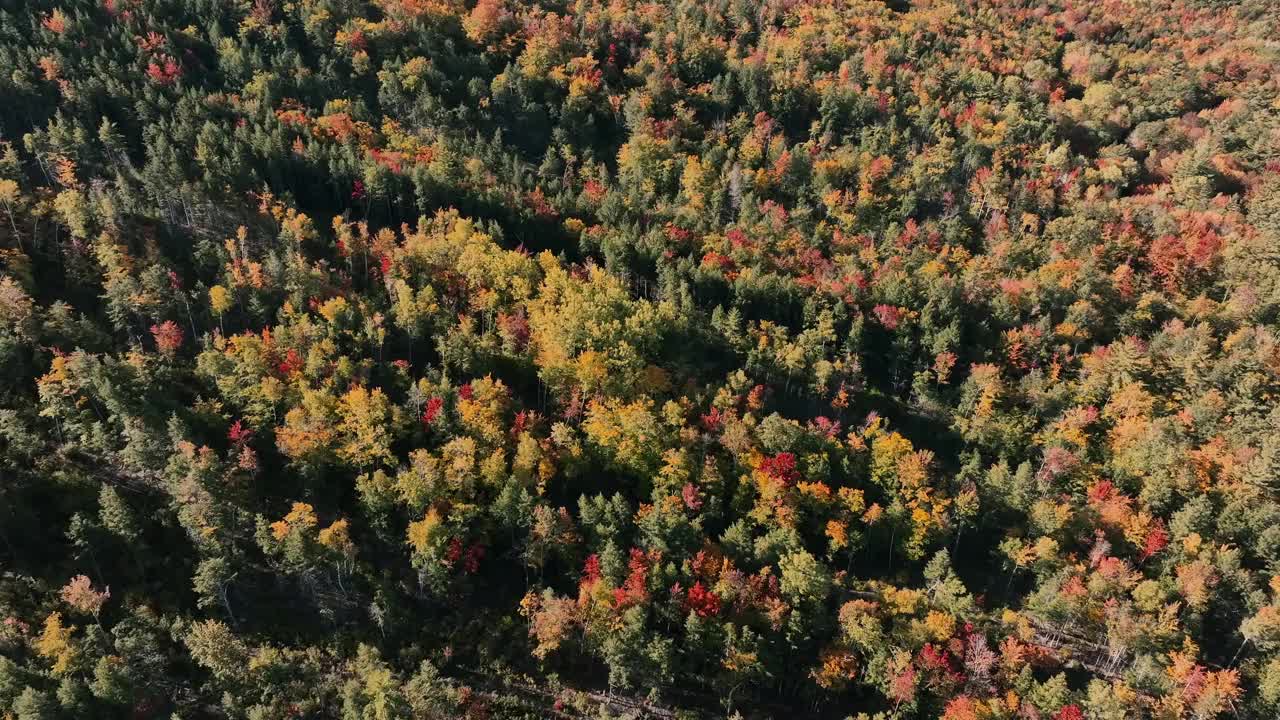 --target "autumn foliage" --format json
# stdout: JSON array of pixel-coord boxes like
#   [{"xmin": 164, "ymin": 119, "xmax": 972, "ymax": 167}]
[{"xmin": 0, "ymin": 0, "xmax": 1278, "ymax": 718}]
